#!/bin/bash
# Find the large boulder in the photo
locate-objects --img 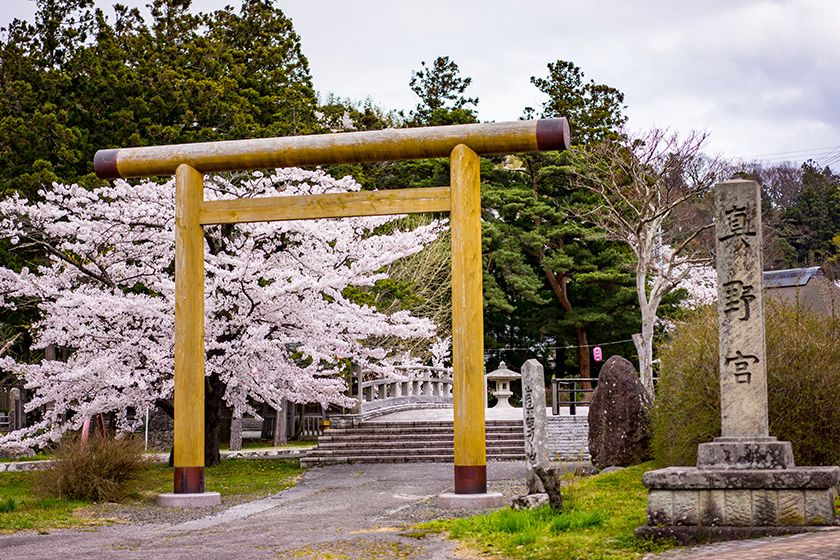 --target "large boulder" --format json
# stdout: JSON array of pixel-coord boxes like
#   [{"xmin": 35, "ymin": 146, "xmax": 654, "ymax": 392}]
[{"xmin": 587, "ymin": 356, "xmax": 652, "ymax": 469}]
